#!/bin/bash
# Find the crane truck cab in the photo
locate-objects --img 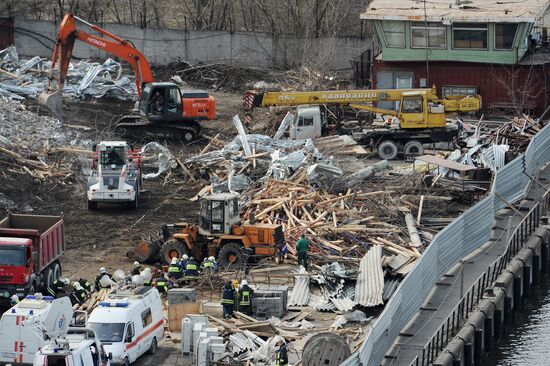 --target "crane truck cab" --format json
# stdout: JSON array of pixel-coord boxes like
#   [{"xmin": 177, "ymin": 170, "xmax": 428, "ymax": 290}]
[
  {"xmin": 87, "ymin": 287, "xmax": 163, "ymax": 366},
  {"xmin": 87, "ymin": 141, "xmax": 142, "ymax": 210},
  {"xmin": 33, "ymin": 328, "xmax": 111, "ymax": 366},
  {"xmin": 0, "ymin": 296, "xmax": 73, "ymax": 364}
]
